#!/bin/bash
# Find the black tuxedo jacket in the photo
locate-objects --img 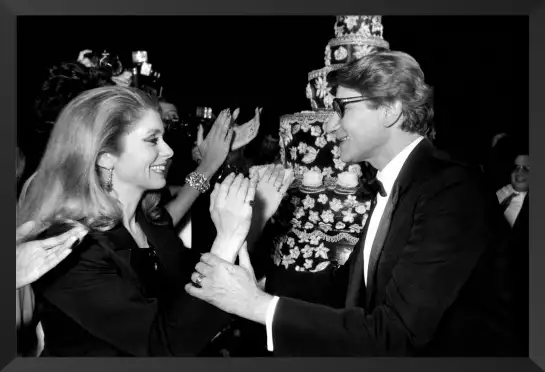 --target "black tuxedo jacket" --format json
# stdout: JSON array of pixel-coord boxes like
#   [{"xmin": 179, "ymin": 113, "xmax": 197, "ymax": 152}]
[
  {"xmin": 32, "ymin": 208, "xmax": 231, "ymax": 356},
  {"xmin": 266, "ymin": 139, "xmax": 523, "ymax": 356},
  {"xmin": 510, "ymin": 193, "xmax": 529, "ymax": 351}
]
